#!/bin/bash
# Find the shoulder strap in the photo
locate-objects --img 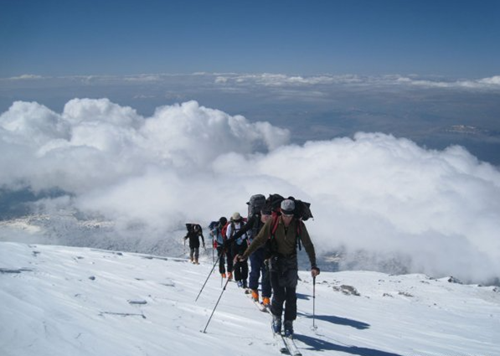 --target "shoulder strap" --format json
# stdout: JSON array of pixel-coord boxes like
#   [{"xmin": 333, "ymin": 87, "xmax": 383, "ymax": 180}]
[
  {"xmin": 269, "ymin": 216, "xmax": 302, "ymax": 251},
  {"xmin": 229, "ymin": 221, "xmax": 235, "ymax": 238},
  {"xmin": 270, "ymin": 215, "xmax": 280, "ymax": 239},
  {"xmin": 295, "ymin": 219, "xmax": 303, "ymax": 251}
]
